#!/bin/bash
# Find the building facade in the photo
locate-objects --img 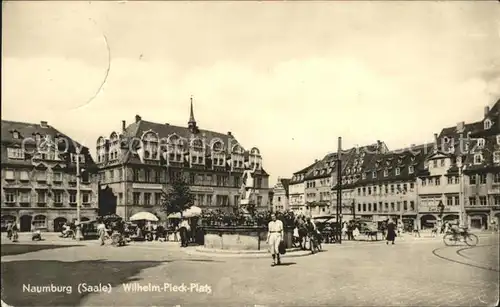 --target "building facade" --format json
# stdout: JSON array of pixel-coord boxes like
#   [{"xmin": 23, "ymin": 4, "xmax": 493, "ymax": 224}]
[
  {"xmin": 272, "ymin": 177, "xmax": 290, "ymax": 212},
  {"xmin": 464, "ymin": 101, "xmax": 500, "ymax": 229},
  {"xmin": 95, "ymin": 98, "xmax": 270, "ymax": 219},
  {"xmin": 288, "ymin": 162, "xmax": 316, "ymax": 214},
  {"xmin": 1, "ymin": 120, "xmax": 98, "ymax": 232}
]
